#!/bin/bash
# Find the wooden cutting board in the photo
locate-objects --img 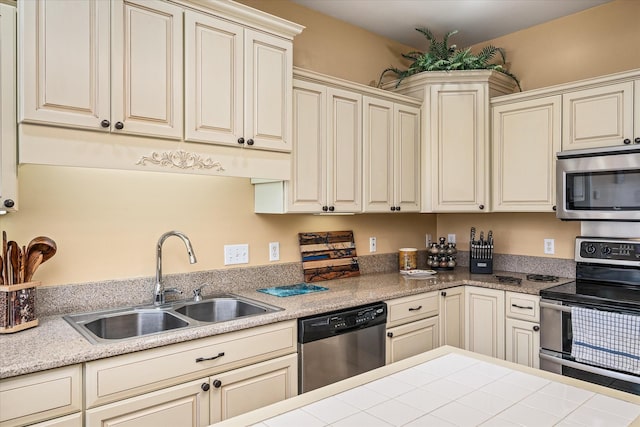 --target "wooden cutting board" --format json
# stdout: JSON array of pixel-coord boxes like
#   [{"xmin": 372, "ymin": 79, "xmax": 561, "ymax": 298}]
[{"xmin": 298, "ymin": 231, "xmax": 360, "ymax": 282}]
